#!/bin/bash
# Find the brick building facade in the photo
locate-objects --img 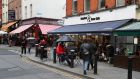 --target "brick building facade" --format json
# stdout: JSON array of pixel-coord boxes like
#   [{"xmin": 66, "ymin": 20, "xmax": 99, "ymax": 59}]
[
  {"xmin": 0, "ymin": 0, "xmax": 2, "ymax": 22},
  {"xmin": 66, "ymin": 0, "xmax": 139, "ymax": 17},
  {"xmin": 8, "ymin": 0, "xmax": 21, "ymax": 21}
]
